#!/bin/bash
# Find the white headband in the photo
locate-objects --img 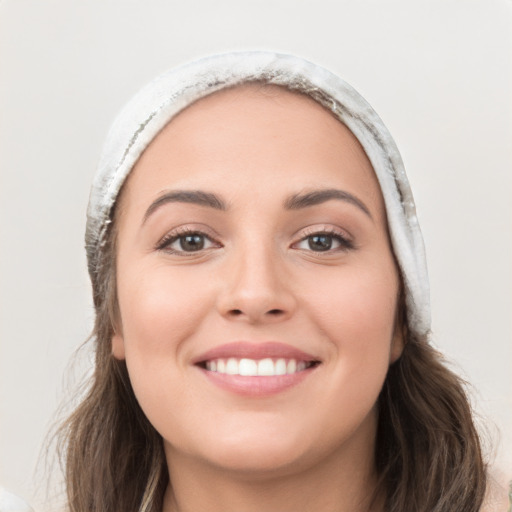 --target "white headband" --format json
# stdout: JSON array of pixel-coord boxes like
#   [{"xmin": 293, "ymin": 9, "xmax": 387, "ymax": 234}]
[{"xmin": 86, "ymin": 51, "xmax": 430, "ymax": 338}]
